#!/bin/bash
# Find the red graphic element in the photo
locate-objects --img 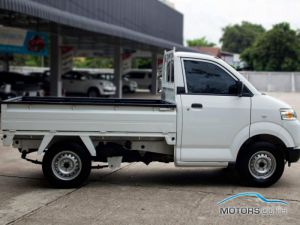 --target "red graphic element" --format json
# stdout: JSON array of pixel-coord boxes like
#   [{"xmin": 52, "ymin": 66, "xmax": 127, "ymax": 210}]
[{"xmin": 27, "ymin": 35, "xmax": 46, "ymax": 52}]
